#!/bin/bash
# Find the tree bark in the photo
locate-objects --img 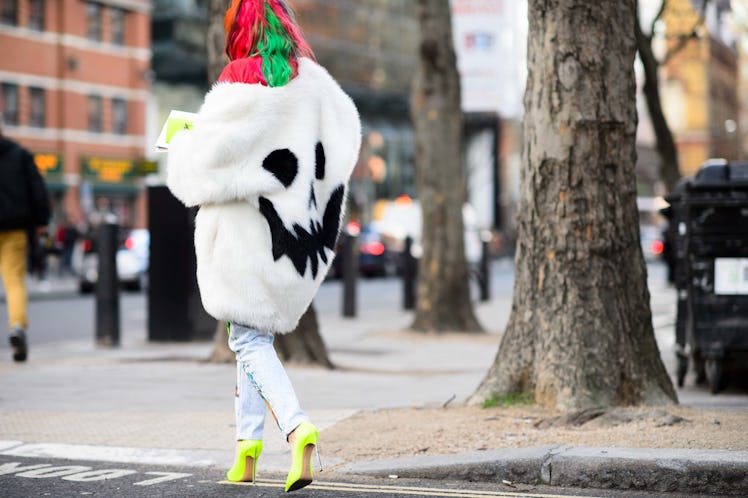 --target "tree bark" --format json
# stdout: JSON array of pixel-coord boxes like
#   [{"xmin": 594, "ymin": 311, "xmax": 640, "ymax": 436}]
[
  {"xmin": 409, "ymin": 0, "xmax": 482, "ymax": 333},
  {"xmin": 207, "ymin": 320, "xmax": 233, "ymax": 363},
  {"xmin": 207, "ymin": 0, "xmax": 230, "ymax": 84},
  {"xmin": 469, "ymin": 0, "xmax": 677, "ymax": 410},
  {"xmin": 205, "ymin": 0, "xmax": 333, "ymax": 367},
  {"xmin": 635, "ymin": 3, "xmax": 681, "ymax": 194},
  {"xmin": 274, "ymin": 305, "xmax": 334, "ymax": 368}
]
